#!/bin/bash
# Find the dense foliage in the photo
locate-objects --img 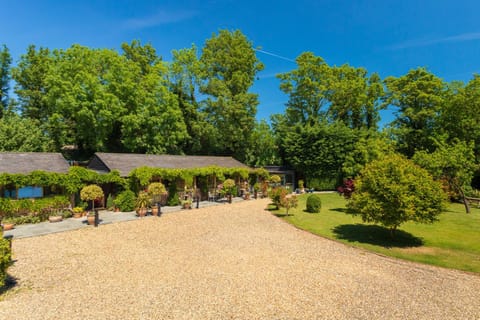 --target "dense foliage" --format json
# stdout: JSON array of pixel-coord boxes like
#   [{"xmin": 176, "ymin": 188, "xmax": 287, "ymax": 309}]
[
  {"xmin": 413, "ymin": 140, "xmax": 478, "ymax": 212},
  {"xmin": 80, "ymin": 184, "xmax": 104, "ymax": 211},
  {"xmin": 113, "ymin": 190, "xmax": 136, "ymax": 212},
  {"xmin": 348, "ymin": 155, "xmax": 445, "ymax": 236},
  {"xmin": 268, "ymin": 187, "xmax": 288, "ymax": 210},
  {"xmin": 1, "ymin": 29, "xmax": 479, "ymax": 193},
  {"xmin": 0, "ymin": 231, "xmax": 11, "ymax": 288}
]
